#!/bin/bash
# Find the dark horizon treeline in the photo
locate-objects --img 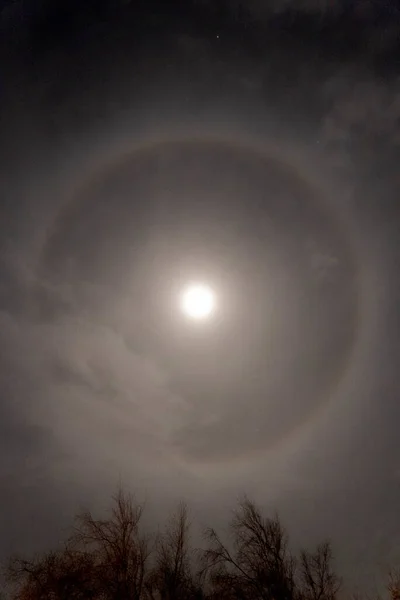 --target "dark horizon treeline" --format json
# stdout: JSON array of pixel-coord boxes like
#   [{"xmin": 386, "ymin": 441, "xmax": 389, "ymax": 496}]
[{"xmin": 1, "ymin": 488, "xmax": 399, "ymax": 600}]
